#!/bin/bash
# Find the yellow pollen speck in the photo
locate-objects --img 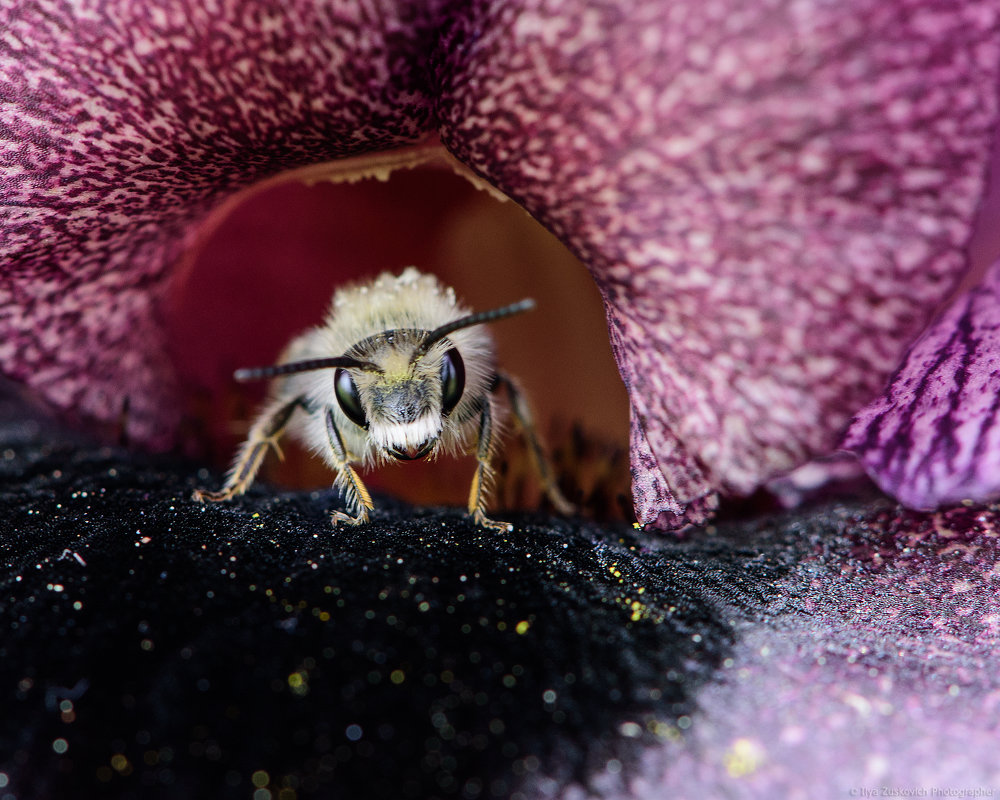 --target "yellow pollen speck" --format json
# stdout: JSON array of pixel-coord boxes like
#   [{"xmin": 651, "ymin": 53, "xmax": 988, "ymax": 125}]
[
  {"xmin": 515, "ymin": 620, "xmax": 530, "ymax": 635},
  {"xmin": 648, "ymin": 720, "xmax": 680, "ymax": 741},
  {"xmin": 287, "ymin": 671, "xmax": 308, "ymax": 696},
  {"xmin": 390, "ymin": 669, "xmax": 406, "ymax": 684},
  {"xmin": 629, "ymin": 599, "xmax": 647, "ymax": 622},
  {"xmin": 252, "ymin": 512, "xmax": 260, "ymax": 519},
  {"xmin": 724, "ymin": 738, "xmax": 765, "ymax": 778}
]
